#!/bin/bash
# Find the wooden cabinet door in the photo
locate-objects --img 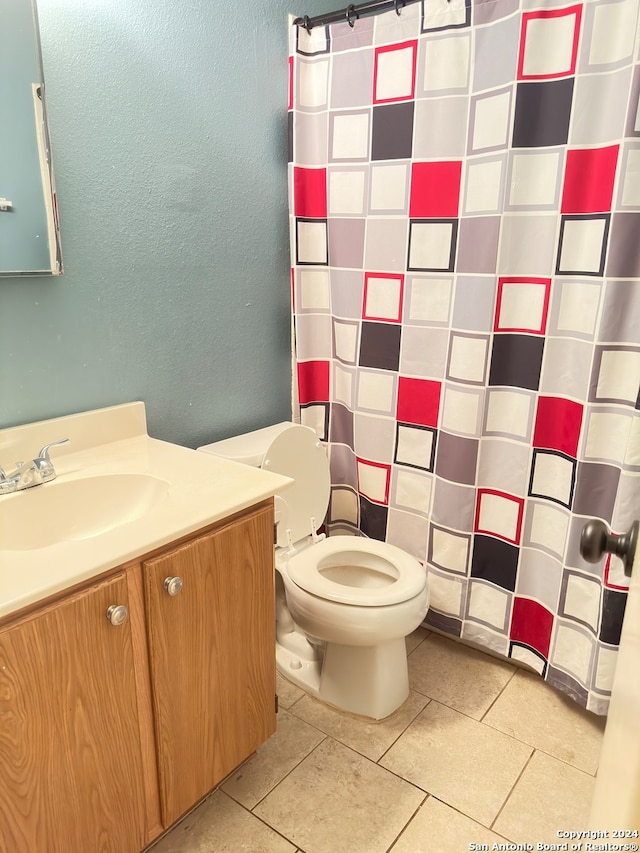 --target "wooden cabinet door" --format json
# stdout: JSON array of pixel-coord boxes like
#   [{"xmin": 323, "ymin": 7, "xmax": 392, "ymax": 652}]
[
  {"xmin": 144, "ymin": 503, "xmax": 276, "ymax": 827},
  {"xmin": 0, "ymin": 573, "xmax": 146, "ymax": 853}
]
